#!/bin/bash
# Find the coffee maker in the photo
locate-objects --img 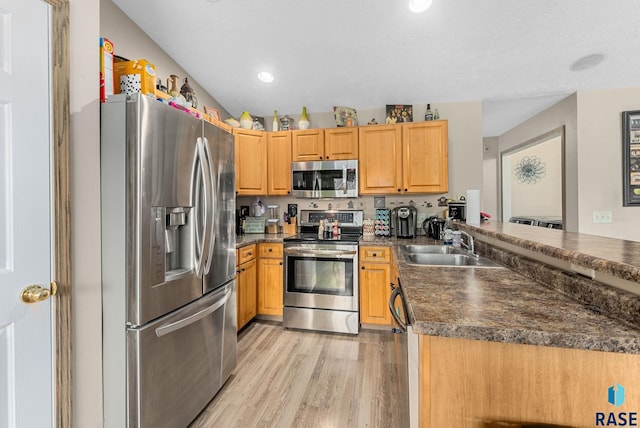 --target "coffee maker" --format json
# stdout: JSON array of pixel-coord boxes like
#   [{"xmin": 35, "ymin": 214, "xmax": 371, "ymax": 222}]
[{"xmin": 392, "ymin": 206, "xmax": 418, "ymax": 238}]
